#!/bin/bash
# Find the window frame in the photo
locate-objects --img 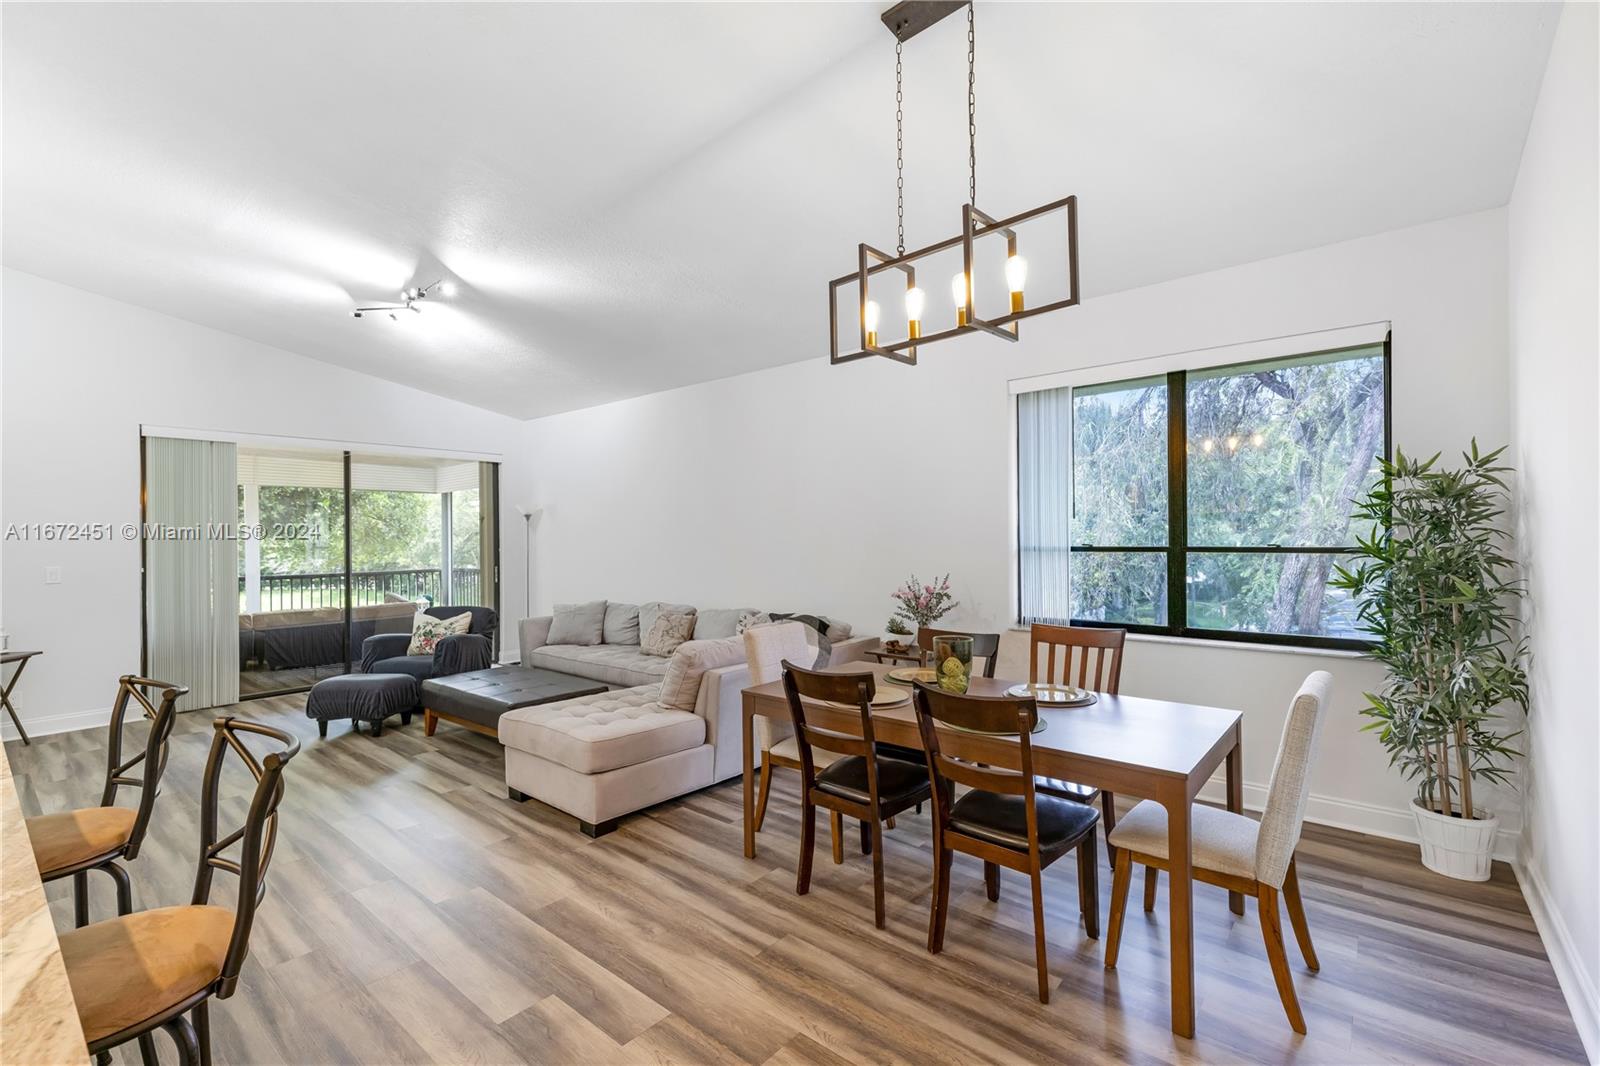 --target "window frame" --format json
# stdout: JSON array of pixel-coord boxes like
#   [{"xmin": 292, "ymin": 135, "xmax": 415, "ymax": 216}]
[{"xmin": 1020, "ymin": 333, "xmax": 1392, "ymax": 652}]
